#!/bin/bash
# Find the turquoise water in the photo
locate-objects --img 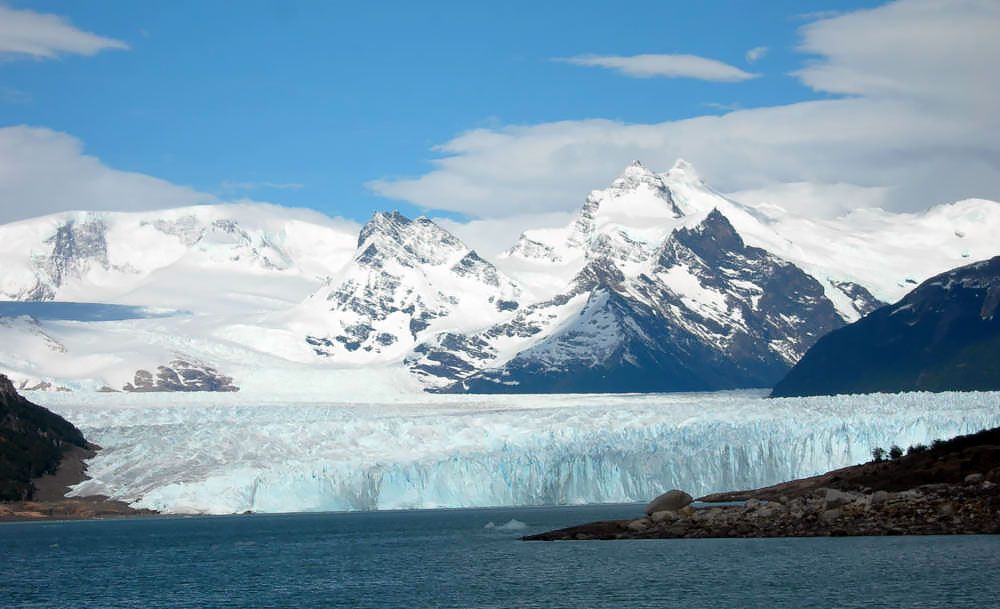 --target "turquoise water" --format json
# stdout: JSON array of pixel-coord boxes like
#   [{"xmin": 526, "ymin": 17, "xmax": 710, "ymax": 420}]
[{"xmin": 2, "ymin": 504, "xmax": 998, "ymax": 608}]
